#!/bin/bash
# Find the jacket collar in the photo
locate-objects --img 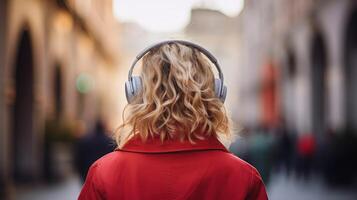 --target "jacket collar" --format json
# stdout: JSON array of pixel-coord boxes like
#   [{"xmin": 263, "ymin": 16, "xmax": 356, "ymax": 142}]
[{"xmin": 117, "ymin": 134, "xmax": 228, "ymax": 154}]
